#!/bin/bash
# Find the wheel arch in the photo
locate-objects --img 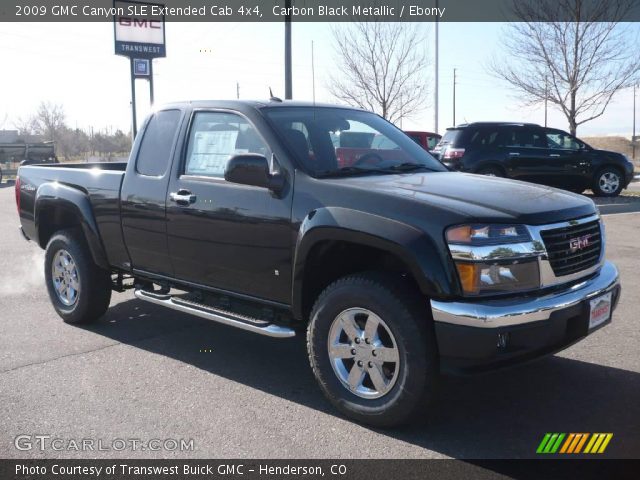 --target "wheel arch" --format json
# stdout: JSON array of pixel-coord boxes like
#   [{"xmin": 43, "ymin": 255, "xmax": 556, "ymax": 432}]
[
  {"xmin": 291, "ymin": 207, "xmax": 455, "ymax": 321},
  {"xmin": 35, "ymin": 182, "xmax": 110, "ymax": 270}
]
